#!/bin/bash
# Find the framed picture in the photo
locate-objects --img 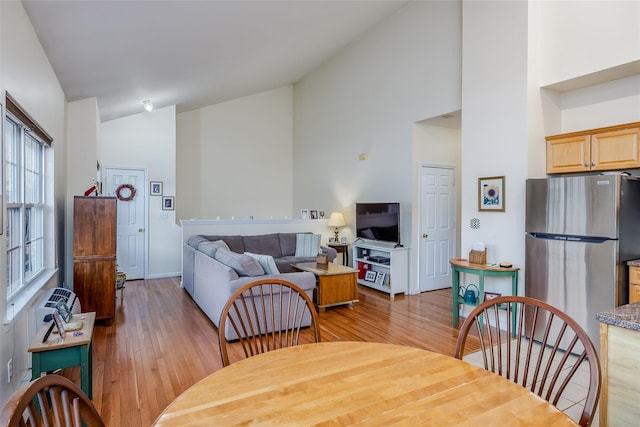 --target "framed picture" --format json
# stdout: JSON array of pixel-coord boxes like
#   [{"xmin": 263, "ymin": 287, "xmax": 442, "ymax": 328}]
[
  {"xmin": 484, "ymin": 291, "xmax": 502, "ymax": 302},
  {"xmin": 364, "ymin": 270, "xmax": 377, "ymax": 282},
  {"xmin": 162, "ymin": 196, "xmax": 174, "ymax": 210},
  {"xmin": 150, "ymin": 181, "xmax": 163, "ymax": 196},
  {"xmin": 375, "ymin": 272, "xmax": 387, "ymax": 286},
  {"xmin": 310, "ymin": 210, "xmax": 318, "ymax": 219},
  {"xmin": 51, "ymin": 309, "xmax": 66, "ymax": 339},
  {"xmin": 478, "ymin": 176, "xmax": 505, "ymax": 212},
  {"xmin": 55, "ymin": 301, "xmax": 72, "ymax": 322},
  {"xmin": 340, "ymin": 237, "xmax": 347, "ymax": 244},
  {"xmin": 300, "ymin": 209, "xmax": 309, "ymax": 219}
]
